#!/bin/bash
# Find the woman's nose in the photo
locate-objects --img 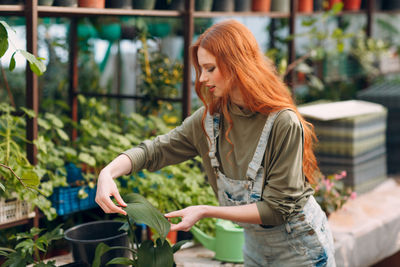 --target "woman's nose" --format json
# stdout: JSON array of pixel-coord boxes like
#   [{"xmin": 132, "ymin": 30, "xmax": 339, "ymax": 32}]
[{"xmin": 199, "ymin": 71, "xmax": 207, "ymax": 82}]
